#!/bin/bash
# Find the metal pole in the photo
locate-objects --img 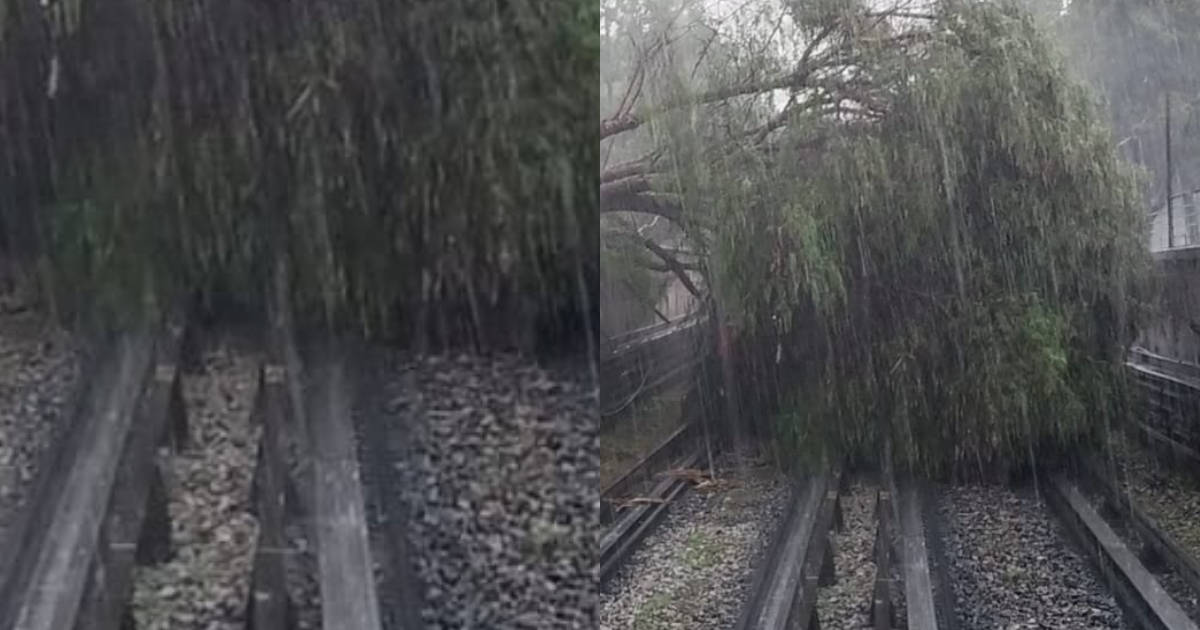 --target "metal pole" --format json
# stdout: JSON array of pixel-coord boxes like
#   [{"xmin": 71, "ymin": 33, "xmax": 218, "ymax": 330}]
[{"xmin": 1167, "ymin": 91, "xmax": 1174, "ymax": 248}]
